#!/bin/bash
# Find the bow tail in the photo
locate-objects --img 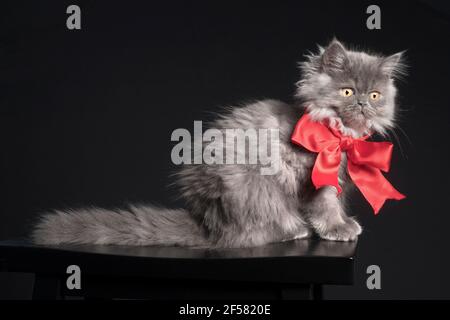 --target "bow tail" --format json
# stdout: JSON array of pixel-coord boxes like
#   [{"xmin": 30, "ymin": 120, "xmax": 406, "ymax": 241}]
[
  {"xmin": 312, "ymin": 146, "xmax": 342, "ymax": 194},
  {"xmin": 347, "ymin": 161, "xmax": 406, "ymax": 214}
]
